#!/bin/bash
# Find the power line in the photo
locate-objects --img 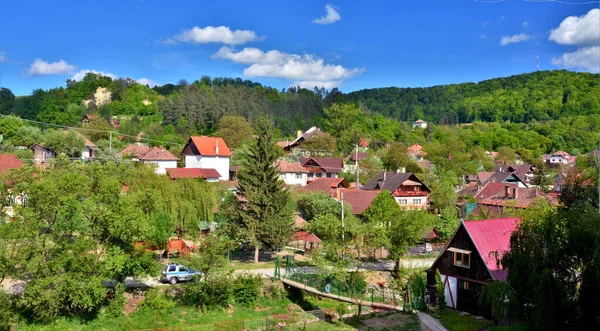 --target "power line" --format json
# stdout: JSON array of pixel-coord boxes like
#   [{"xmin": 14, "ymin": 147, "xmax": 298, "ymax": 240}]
[{"xmin": 0, "ymin": 114, "xmax": 186, "ymax": 147}]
